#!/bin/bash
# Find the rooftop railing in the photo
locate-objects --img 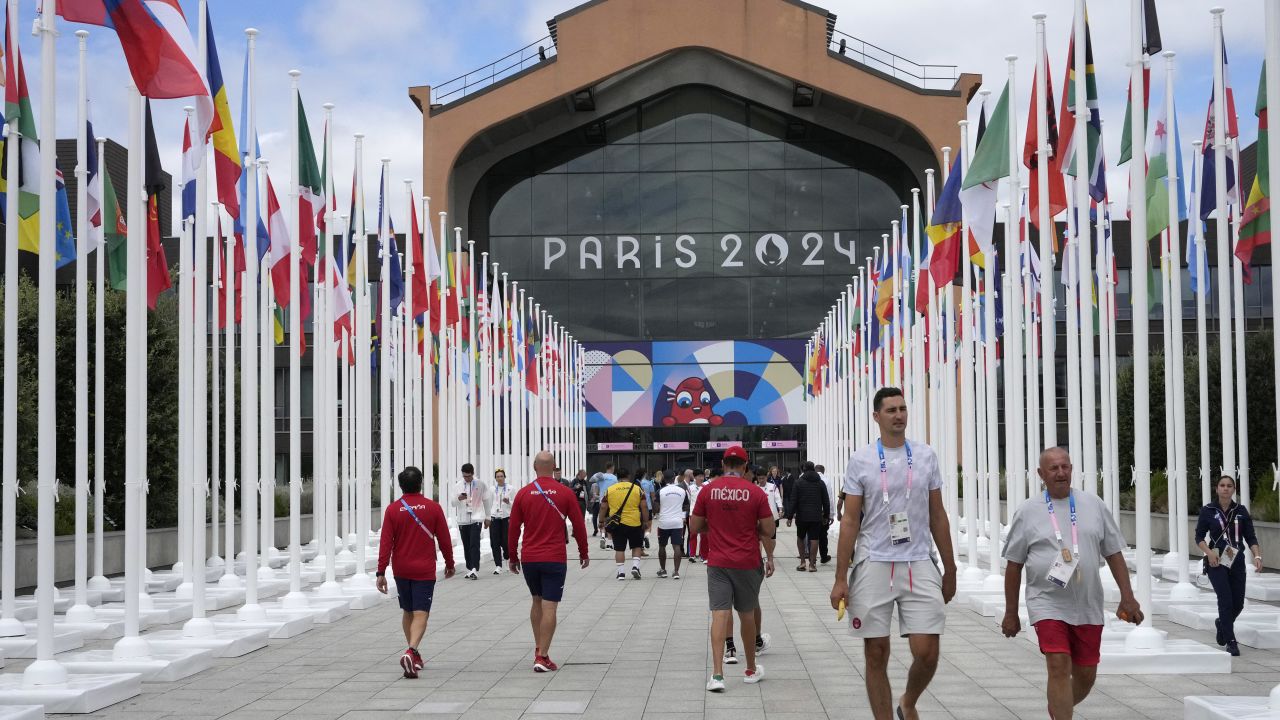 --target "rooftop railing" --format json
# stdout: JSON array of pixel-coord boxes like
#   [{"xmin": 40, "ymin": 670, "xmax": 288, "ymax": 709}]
[
  {"xmin": 430, "ymin": 36, "xmax": 557, "ymax": 107},
  {"xmin": 828, "ymin": 29, "xmax": 958, "ymax": 91}
]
